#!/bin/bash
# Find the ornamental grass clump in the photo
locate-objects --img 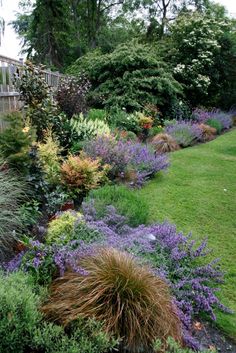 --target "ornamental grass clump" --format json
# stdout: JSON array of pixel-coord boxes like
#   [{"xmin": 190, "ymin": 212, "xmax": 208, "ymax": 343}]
[
  {"xmin": 61, "ymin": 154, "xmax": 109, "ymax": 194},
  {"xmin": 151, "ymin": 133, "xmax": 180, "ymax": 153},
  {"xmin": 198, "ymin": 124, "xmax": 217, "ymax": 142},
  {"xmin": 0, "ymin": 164, "xmax": 26, "ymax": 262},
  {"xmin": 42, "ymin": 248, "xmax": 182, "ymax": 352}
]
